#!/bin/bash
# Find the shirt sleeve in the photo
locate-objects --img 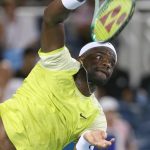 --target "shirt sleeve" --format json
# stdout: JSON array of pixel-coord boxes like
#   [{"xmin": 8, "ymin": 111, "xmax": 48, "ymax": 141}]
[
  {"xmin": 89, "ymin": 95, "xmax": 107, "ymax": 132},
  {"xmin": 80, "ymin": 111, "xmax": 107, "ymax": 136},
  {"xmin": 80, "ymin": 95, "xmax": 107, "ymax": 136},
  {"xmin": 38, "ymin": 46, "xmax": 80, "ymax": 71},
  {"xmin": 88, "ymin": 110, "xmax": 107, "ymax": 132}
]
